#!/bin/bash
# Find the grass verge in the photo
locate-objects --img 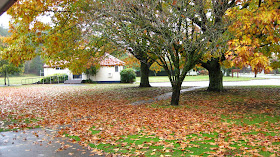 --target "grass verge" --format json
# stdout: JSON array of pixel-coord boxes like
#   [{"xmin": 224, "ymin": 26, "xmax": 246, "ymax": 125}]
[{"xmin": 0, "ymin": 74, "xmax": 40, "ymax": 85}]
